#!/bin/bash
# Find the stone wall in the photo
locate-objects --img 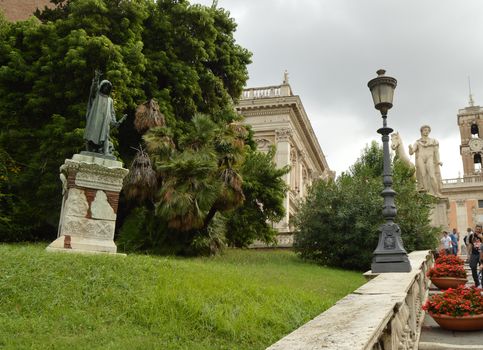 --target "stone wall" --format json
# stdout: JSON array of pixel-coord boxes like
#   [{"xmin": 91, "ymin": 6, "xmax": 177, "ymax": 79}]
[
  {"xmin": 267, "ymin": 250, "xmax": 434, "ymax": 350},
  {"xmin": 0, "ymin": 0, "xmax": 52, "ymax": 21}
]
